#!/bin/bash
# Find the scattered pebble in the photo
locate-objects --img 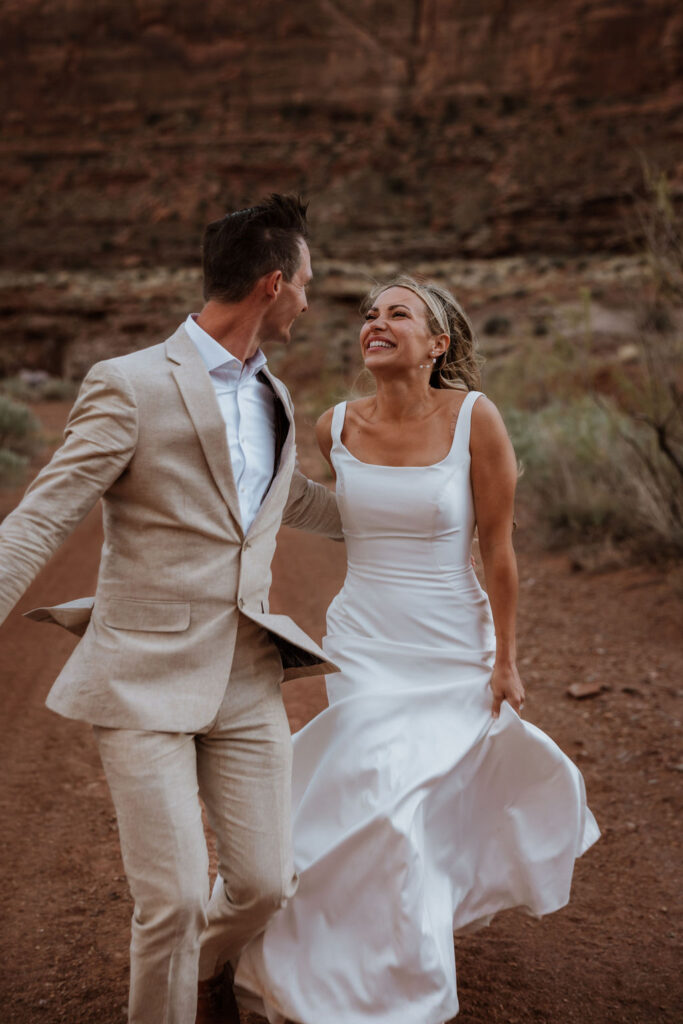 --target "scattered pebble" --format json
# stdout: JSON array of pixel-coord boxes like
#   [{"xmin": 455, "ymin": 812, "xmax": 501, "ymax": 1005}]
[{"xmin": 567, "ymin": 680, "xmax": 606, "ymax": 699}]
